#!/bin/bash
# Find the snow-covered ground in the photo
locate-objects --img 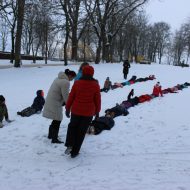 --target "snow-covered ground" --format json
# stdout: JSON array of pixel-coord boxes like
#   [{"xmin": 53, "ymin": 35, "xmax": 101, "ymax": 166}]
[{"xmin": 0, "ymin": 62, "xmax": 190, "ymax": 190}]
